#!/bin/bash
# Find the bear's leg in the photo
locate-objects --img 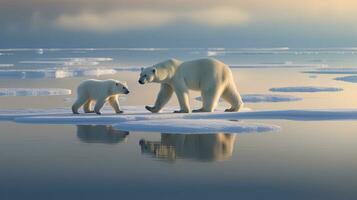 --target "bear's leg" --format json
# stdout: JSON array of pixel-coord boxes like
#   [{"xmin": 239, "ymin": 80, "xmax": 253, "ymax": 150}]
[
  {"xmin": 199, "ymin": 87, "xmax": 222, "ymax": 112},
  {"xmin": 146, "ymin": 84, "xmax": 173, "ymax": 113},
  {"xmin": 174, "ymin": 86, "xmax": 191, "ymax": 113},
  {"xmin": 109, "ymin": 96, "xmax": 123, "ymax": 114},
  {"xmin": 94, "ymin": 99, "xmax": 106, "ymax": 115},
  {"xmin": 72, "ymin": 97, "xmax": 88, "ymax": 114},
  {"xmin": 83, "ymin": 100, "xmax": 94, "ymax": 113},
  {"xmin": 221, "ymin": 85, "xmax": 244, "ymax": 112}
]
